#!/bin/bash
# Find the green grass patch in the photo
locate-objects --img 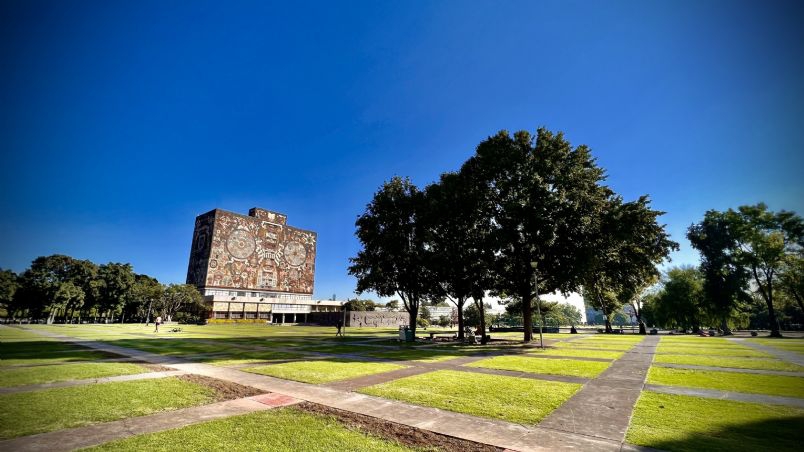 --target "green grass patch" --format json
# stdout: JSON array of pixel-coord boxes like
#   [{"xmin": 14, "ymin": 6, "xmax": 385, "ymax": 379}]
[
  {"xmin": 648, "ymin": 367, "xmax": 804, "ymax": 399},
  {"xmin": 656, "ymin": 345, "xmax": 773, "ymax": 358},
  {"xmin": 467, "ymin": 355, "xmax": 610, "ymax": 378},
  {"xmin": 552, "ymin": 341, "xmax": 634, "ymax": 351},
  {"xmin": 654, "ymin": 354, "xmax": 804, "ymax": 372},
  {"xmin": 363, "ymin": 348, "xmax": 464, "ymax": 363},
  {"xmin": 0, "ymin": 377, "xmax": 214, "ymax": 439},
  {"xmin": 626, "ymin": 391, "xmax": 804, "ymax": 452},
  {"xmin": 299, "ymin": 344, "xmax": 384, "ymax": 355},
  {"xmin": 0, "ymin": 362, "xmax": 149, "ymax": 387},
  {"xmin": 202, "ymin": 350, "xmax": 305, "ymax": 366},
  {"xmin": 360, "ymin": 369, "xmax": 580, "ymax": 424},
  {"xmin": 86, "ymin": 406, "xmax": 415, "ymax": 452},
  {"xmin": 244, "ymin": 359, "xmax": 407, "ymax": 384},
  {"xmin": 529, "ymin": 347, "xmax": 623, "ymax": 360}
]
